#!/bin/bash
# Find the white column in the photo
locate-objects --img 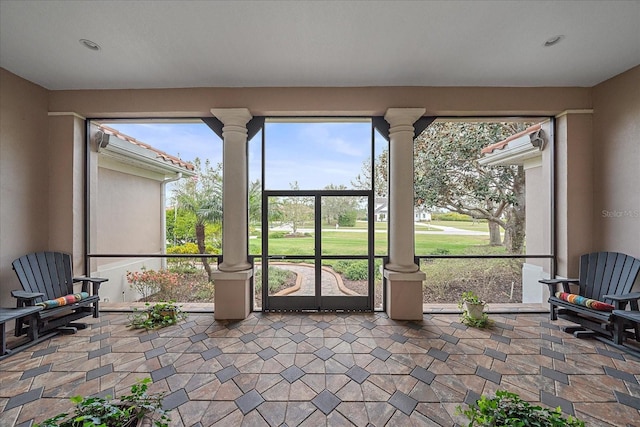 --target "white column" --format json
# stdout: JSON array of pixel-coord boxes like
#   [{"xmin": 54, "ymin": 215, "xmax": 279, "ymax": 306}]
[
  {"xmin": 212, "ymin": 108, "xmax": 252, "ymax": 272},
  {"xmin": 211, "ymin": 108, "xmax": 253, "ymax": 320},
  {"xmin": 383, "ymin": 108, "xmax": 426, "ymax": 320},
  {"xmin": 385, "ymin": 108, "xmax": 425, "ymax": 272}
]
